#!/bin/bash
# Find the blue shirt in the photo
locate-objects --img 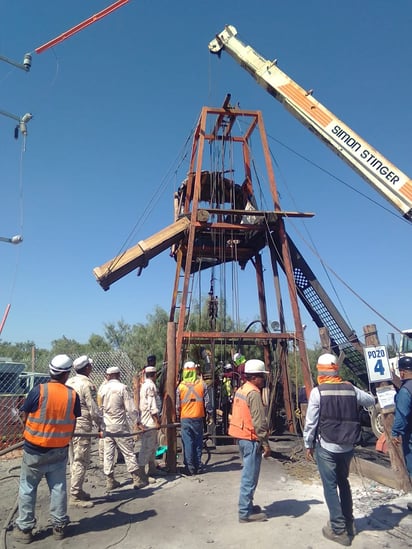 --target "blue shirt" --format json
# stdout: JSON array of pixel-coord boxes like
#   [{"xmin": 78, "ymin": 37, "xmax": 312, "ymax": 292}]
[{"xmin": 392, "ymin": 379, "xmax": 412, "ymax": 440}]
